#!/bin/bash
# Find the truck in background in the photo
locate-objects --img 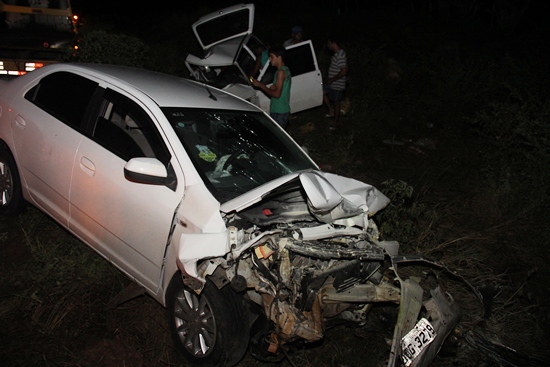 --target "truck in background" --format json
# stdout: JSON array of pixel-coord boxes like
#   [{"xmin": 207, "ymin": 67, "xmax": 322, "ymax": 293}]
[{"xmin": 0, "ymin": 0, "xmax": 78, "ymax": 76}]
